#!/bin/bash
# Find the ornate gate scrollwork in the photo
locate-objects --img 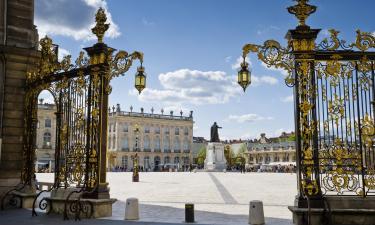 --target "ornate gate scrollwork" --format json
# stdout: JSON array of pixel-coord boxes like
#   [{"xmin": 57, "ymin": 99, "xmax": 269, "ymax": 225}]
[
  {"xmin": 240, "ymin": 0, "xmax": 375, "ymax": 199},
  {"xmin": 21, "ymin": 8, "xmax": 147, "ymax": 219}
]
